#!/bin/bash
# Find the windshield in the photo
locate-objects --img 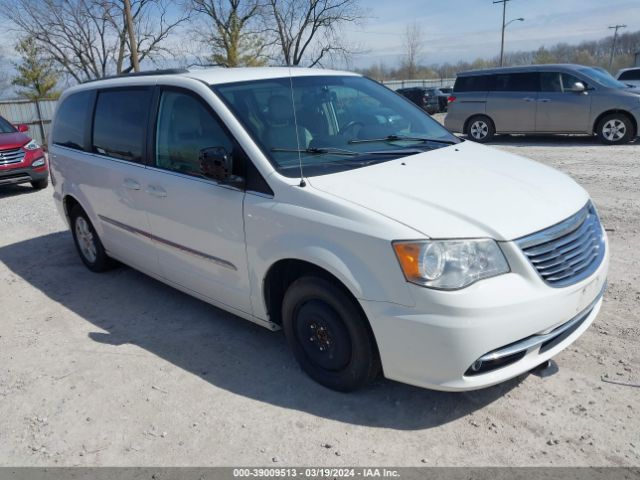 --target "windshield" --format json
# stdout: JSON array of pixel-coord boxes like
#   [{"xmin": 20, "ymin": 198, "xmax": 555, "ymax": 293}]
[
  {"xmin": 578, "ymin": 67, "xmax": 628, "ymax": 89},
  {"xmin": 213, "ymin": 75, "xmax": 459, "ymax": 177},
  {"xmin": 0, "ymin": 116, "xmax": 16, "ymax": 134}
]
